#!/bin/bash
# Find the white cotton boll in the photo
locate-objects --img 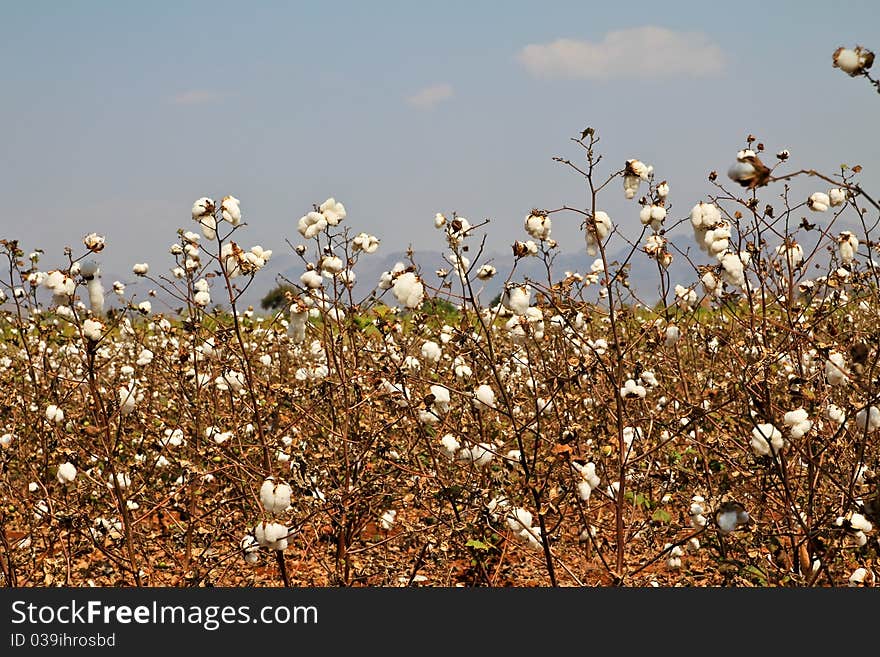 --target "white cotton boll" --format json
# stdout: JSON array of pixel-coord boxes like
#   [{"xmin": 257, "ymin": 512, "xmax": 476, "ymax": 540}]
[
  {"xmin": 576, "ymin": 480, "xmax": 593, "ymax": 501},
  {"xmin": 392, "ymin": 271, "xmax": 425, "ymax": 309},
  {"xmin": 219, "ymin": 195, "xmax": 241, "ymax": 226},
  {"xmin": 439, "ymin": 434, "xmax": 460, "ymax": 460},
  {"xmin": 198, "ymin": 214, "xmax": 217, "ymax": 240},
  {"xmin": 623, "ymin": 174, "xmax": 640, "ymax": 199},
  {"xmin": 420, "ymin": 340, "xmax": 441, "ymax": 363},
  {"xmin": 477, "ymin": 264, "xmax": 496, "ymax": 280},
  {"xmin": 300, "ymin": 269, "xmax": 323, "ymax": 289},
  {"xmin": 254, "ymin": 521, "xmax": 289, "ymax": 550},
  {"xmin": 586, "ymin": 211, "xmax": 612, "ymax": 255},
  {"xmin": 640, "ymin": 371, "xmax": 658, "ymax": 388},
  {"xmin": 119, "ymin": 383, "xmax": 140, "ymax": 416},
  {"xmin": 773, "ymin": 242, "xmax": 803, "ymax": 269},
  {"xmin": 83, "ymin": 232, "xmax": 106, "ymax": 252},
  {"xmin": 319, "ymin": 255, "xmax": 344, "ymax": 275},
  {"xmin": 506, "ymin": 508, "xmax": 533, "ymax": 534},
  {"xmin": 825, "ymin": 351, "xmax": 849, "ymax": 386},
  {"xmin": 751, "ymin": 423, "xmax": 784, "ymax": 456},
  {"xmin": 108, "ymin": 472, "xmax": 131, "ymax": 490},
  {"xmin": 838, "ymin": 232, "xmax": 859, "ymax": 264},
  {"xmin": 834, "ymin": 48, "xmax": 862, "ymax": 74},
  {"xmin": 848, "ymin": 567, "xmax": 872, "ymax": 587},
  {"xmin": 829, "ymin": 188, "xmax": 847, "ymax": 207},
  {"xmin": 833, "ymin": 46, "xmax": 874, "ymax": 76},
  {"xmin": 45, "ymin": 405, "xmax": 64, "ymax": 424},
  {"xmin": 664, "ymin": 325, "xmax": 680, "ymax": 346},
  {"xmin": 454, "ymin": 362, "xmax": 472, "ymax": 379},
  {"xmin": 715, "ymin": 503, "xmax": 749, "ymax": 534},
  {"xmin": 82, "ymin": 319, "xmax": 103, "ymax": 342},
  {"xmin": 849, "ymin": 513, "xmax": 873, "ymax": 533},
  {"xmin": 352, "ymin": 232, "xmax": 380, "ymax": 254},
  {"xmin": 808, "ymin": 192, "xmax": 830, "ymax": 212},
  {"xmin": 132, "ymin": 263, "xmax": 149, "ymax": 276},
  {"xmin": 56, "ymin": 462, "xmax": 77, "ymax": 485},
  {"xmin": 459, "ymin": 443, "xmax": 494, "ymax": 467},
  {"xmin": 524, "ymin": 213, "xmax": 552, "ymax": 241},
  {"xmin": 473, "ymin": 384, "xmax": 496, "ymax": 409},
  {"xmin": 298, "ymin": 211, "xmax": 327, "ymax": 239},
  {"xmin": 429, "ymin": 385, "xmax": 451, "ymax": 414},
  {"xmin": 827, "ymin": 404, "xmax": 846, "ymax": 425},
  {"xmin": 260, "ymin": 478, "xmax": 292, "ymax": 514},
  {"xmin": 855, "ymin": 406, "xmax": 880, "ymax": 433},
  {"xmin": 719, "ymin": 252, "xmax": 746, "ymax": 289},
  {"xmin": 657, "ymin": 181, "xmax": 670, "ymax": 198},
  {"xmin": 379, "ymin": 509, "xmax": 397, "ymax": 531},
  {"xmin": 193, "ymin": 290, "xmax": 211, "ymax": 307},
  {"xmin": 433, "ymin": 212, "xmax": 447, "ymax": 229},
  {"xmin": 319, "ymin": 197, "xmax": 346, "ymax": 225},
  {"xmin": 135, "ymin": 348, "xmax": 153, "ymax": 367},
  {"xmin": 639, "ymin": 205, "xmax": 666, "ymax": 231},
  {"xmin": 620, "ymin": 378, "xmax": 647, "ymax": 400},
  {"xmin": 501, "ymin": 284, "xmax": 531, "ymax": 316},
  {"xmin": 783, "ymin": 408, "xmax": 812, "ymax": 439},
  {"xmin": 241, "ymin": 535, "xmax": 260, "ymax": 565},
  {"xmin": 0, "ymin": 433, "xmax": 14, "ymax": 448}
]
